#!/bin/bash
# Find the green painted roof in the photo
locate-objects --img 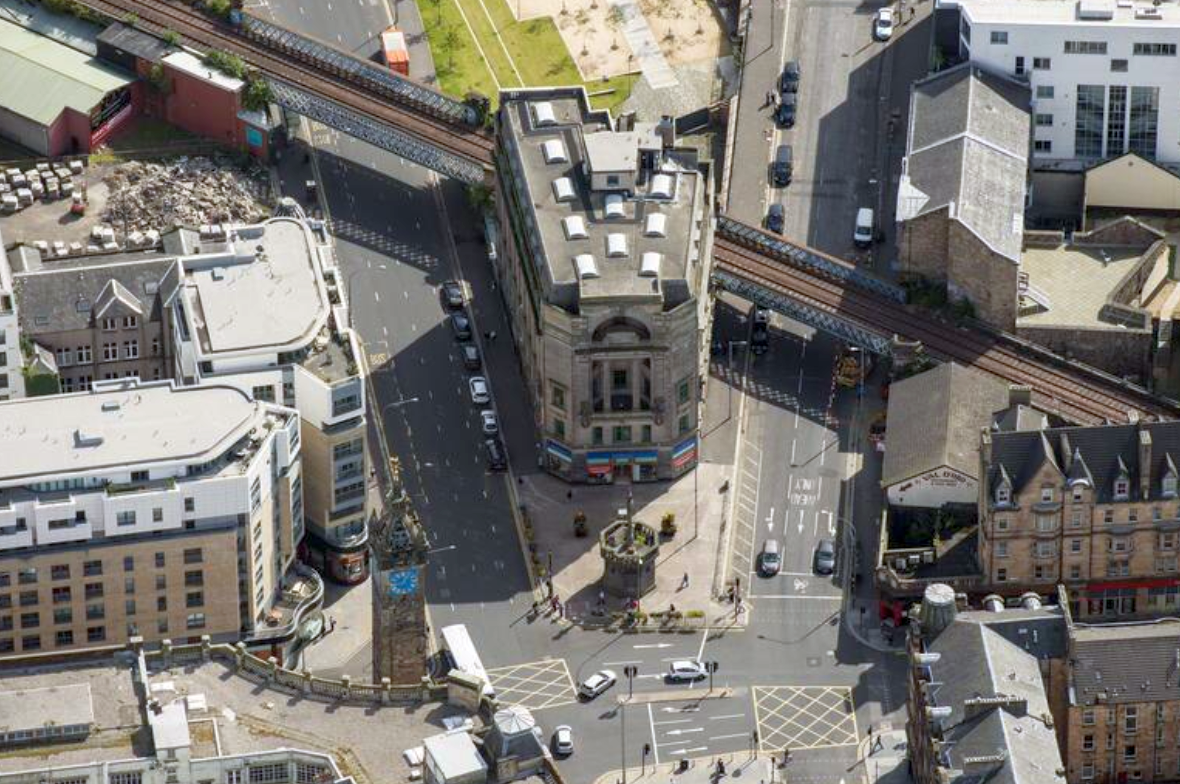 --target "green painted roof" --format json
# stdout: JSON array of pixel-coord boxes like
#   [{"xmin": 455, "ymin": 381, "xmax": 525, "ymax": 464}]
[{"xmin": 0, "ymin": 17, "xmax": 132, "ymax": 126}]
